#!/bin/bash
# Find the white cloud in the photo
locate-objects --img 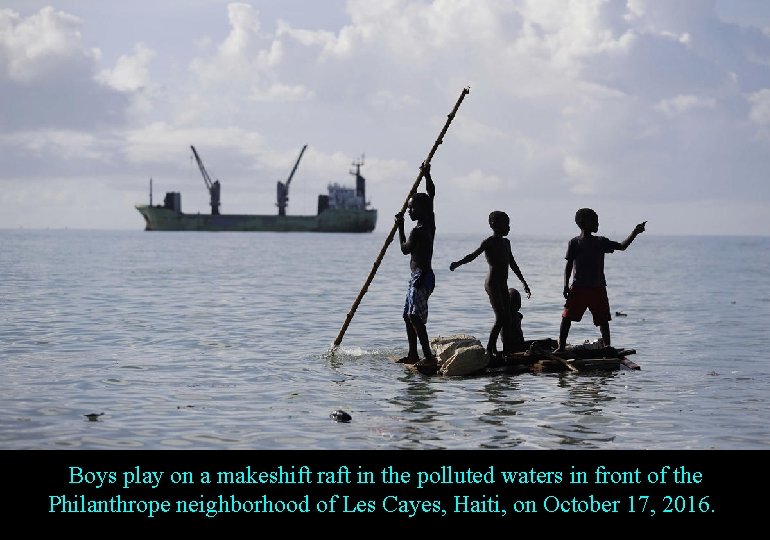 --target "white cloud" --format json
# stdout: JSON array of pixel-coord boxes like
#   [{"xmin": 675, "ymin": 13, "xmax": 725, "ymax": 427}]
[
  {"xmin": 121, "ymin": 122, "xmax": 264, "ymax": 164},
  {"xmin": 450, "ymin": 169, "xmax": 506, "ymax": 193},
  {"xmin": 190, "ymin": 3, "xmax": 268, "ymax": 84},
  {"xmin": 0, "ymin": 1, "xmax": 769, "ymax": 235},
  {"xmin": 0, "ymin": 129, "xmax": 106, "ymax": 161},
  {"xmin": 748, "ymin": 88, "xmax": 770, "ymax": 125},
  {"xmin": 0, "ymin": 6, "xmax": 128, "ymax": 130},
  {"xmin": 249, "ymin": 82, "xmax": 314, "ymax": 102},
  {"xmin": 655, "ymin": 94, "xmax": 717, "ymax": 117},
  {"xmin": 0, "ymin": 6, "xmax": 98, "ymax": 84},
  {"xmin": 562, "ymin": 155, "xmax": 597, "ymax": 195},
  {"xmin": 221, "ymin": 3, "xmax": 261, "ymax": 55},
  {"xmin": 96, "ymin": 42, "xmax": 155, "ymax": 92}
]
